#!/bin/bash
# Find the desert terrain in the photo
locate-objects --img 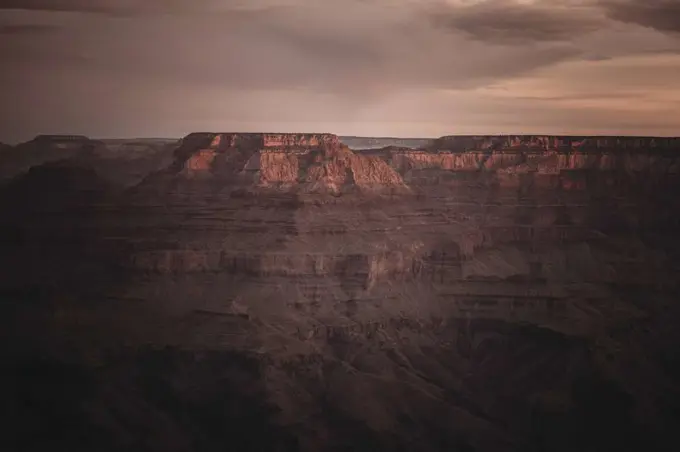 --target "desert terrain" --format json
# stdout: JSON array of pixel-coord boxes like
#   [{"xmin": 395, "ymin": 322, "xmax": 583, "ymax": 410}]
[{"xmin": 1, "ymin": 133, "xmax": 680, "ymax": 451}]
